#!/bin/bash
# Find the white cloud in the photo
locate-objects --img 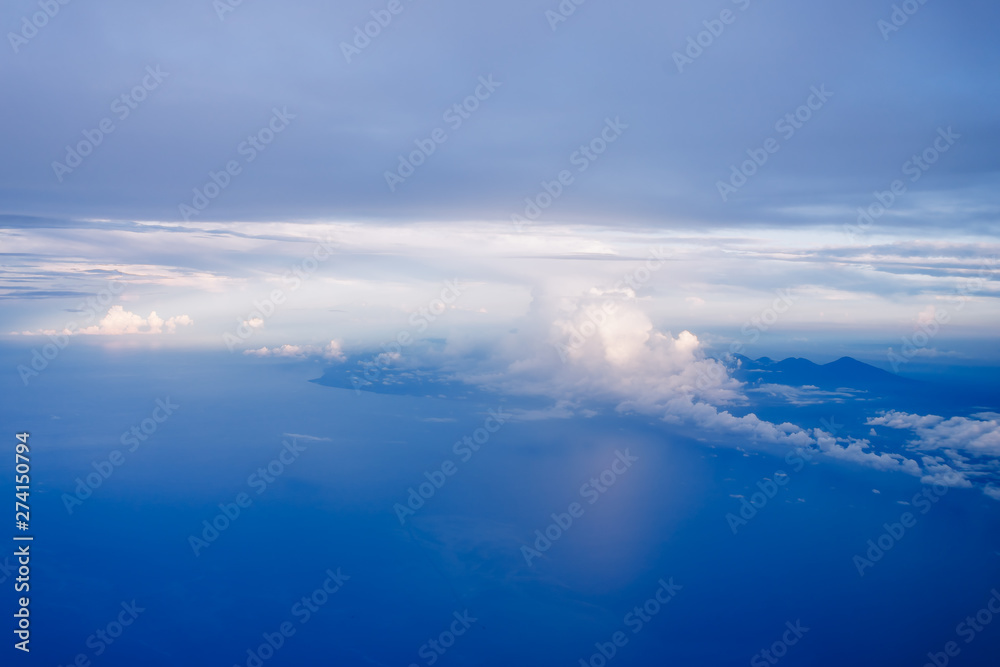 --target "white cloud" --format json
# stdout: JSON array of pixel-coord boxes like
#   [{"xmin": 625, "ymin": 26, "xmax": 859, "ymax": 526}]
[
  {"xmin": 750, "ymin": 383, "xmax": 860, "ymax": 406},
  {"xmin": 244, "ymin": 339, "xmax": 346, "ymax": 361},
  {"xmin": 19, "ymin": 305, "xmax": 193, "ymax": 336},
  {"xmin": 457, "ymin": 288, "xmax": 895, "ymax": 458},
  {"xmin": 324, "ymin": 340, "xmax": 346, "ymax": 361},
  {"xmin": 814, "ymin": 431, "xmax": 921, "ymax": 476},
  {"xmin": 868, "ymin": 411, "xmax": 1000, "ymax": 457},
  {"xmin": 244, "ymin": 344, "xmax": 308, "ymax": 358},
  {"xmin": 919, "ymin": 456, "xmax": 974, "ymax": 488}
]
